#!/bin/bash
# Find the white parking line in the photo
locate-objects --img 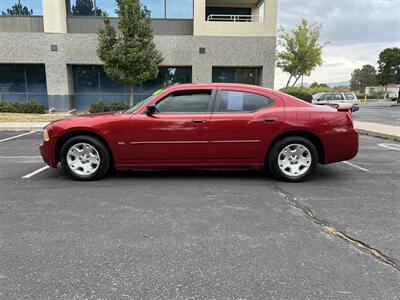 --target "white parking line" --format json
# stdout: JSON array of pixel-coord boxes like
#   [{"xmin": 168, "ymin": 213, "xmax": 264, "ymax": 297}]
[
  {"xmin": 342, "ymin": 161, "xmax": 370, "ymax": 172},
  {"xmin": 377, "ymin": 143, "xmax": 400, "ymax": 151},
  {"xmin": 22, "ymin": 166, "xmax": 50, "ymax": 179},
  {"xmin": 0, "ymin": 131, "xmax": 36, "ymax": 143}
]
